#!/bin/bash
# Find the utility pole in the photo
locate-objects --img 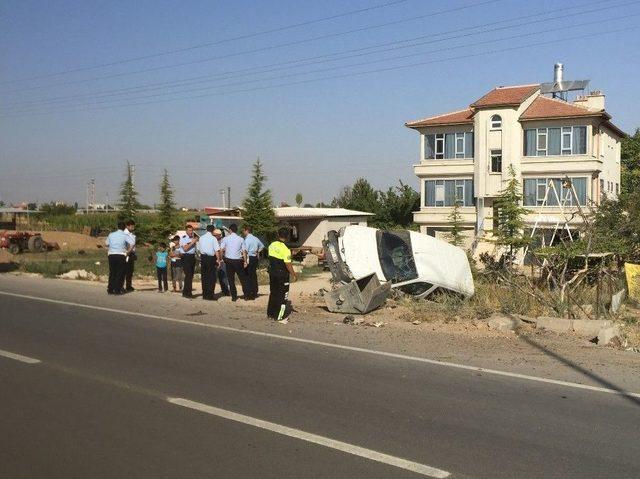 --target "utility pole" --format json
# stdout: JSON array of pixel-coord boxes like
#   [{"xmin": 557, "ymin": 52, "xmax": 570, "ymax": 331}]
[
  {"xmin": 227, "ymin": 186, "xmax": 231, "ymax": 209},
  {"xmin": 89, "ymin": 178, "xmax": 96, "ymax": 211}
]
